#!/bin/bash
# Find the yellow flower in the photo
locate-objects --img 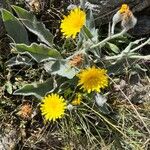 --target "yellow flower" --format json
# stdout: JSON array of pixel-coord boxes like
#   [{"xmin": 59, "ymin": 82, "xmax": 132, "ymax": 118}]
[
  {"xmin": 111, "ymin": 3, "xmax": 136, "ymax": 34},
  {"xmin": 71, "ymin": 93, "xmax": 82, "ymax": 105},
  {"xmin": 77, "ymin": 66, "xmax": 108, "ymax": 93},
  {"xmin": 40, "ymin": 93, "xmax": 67, "ymax": 121},
  {"xmin": 60, "ymin": 7, "xmax": 86, "ymax": 38},
  {"xmin": 119, "ymin": 4, "xmax": 129, "ymax": 14}
]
